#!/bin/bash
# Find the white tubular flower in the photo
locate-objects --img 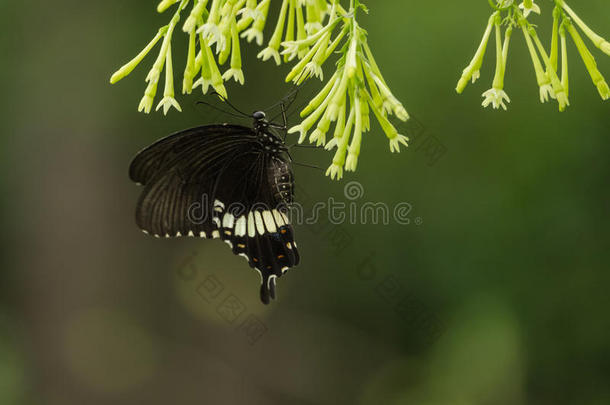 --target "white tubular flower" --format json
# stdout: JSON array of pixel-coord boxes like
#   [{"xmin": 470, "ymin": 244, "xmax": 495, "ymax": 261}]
[
  {"xmin": 156, "ymin": 46, "xmax": 182, "ymax": 115},
  {"xmin": 138, "ymin": 82, "xmax": 159, "ymax": 114},
  {"xmin": 222, "ymin": 68, "xmax": 244, "ymax": 84},
  {"xmin": 303, "ymin": 61, "xmax": 324, "ymax": 81},
  {"xmin": 388, "ymin": 134, "xmax": 409, "ymax": 154},
  {"xmin": 482, "ymin": 14, "xmax": 511, "ymax": 111},
  {"xmin": 241, "ymin": 0, "xmax": 270, "ymax": 46},
  {"xmin": 156, "ymin": 96, "xmax": 182, "ymax": 114},
  {"xmin": 258, "ymin": 47, "xmax": 282, "ymax": 65},
  {"xmin": 481, "ymin": 88, "xmax": 511, "ymax": 110},
  {"xmin": 241, "ymin": 26, "xmax": 264, "ymax": 46},
  {"xmin": 325, "ymin": 163, "xmax": 343, "ymax": 181},
  {"xmin": 539, "ymin": 80, "xmax": 555, "ymax": 103},
  {"xmin": 519, "ymin": 1, "xmax": 541, "ymax": 18},
  {"xmin": 309, "ymin": 128, "xmax": 327, "ymax": 147}
]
